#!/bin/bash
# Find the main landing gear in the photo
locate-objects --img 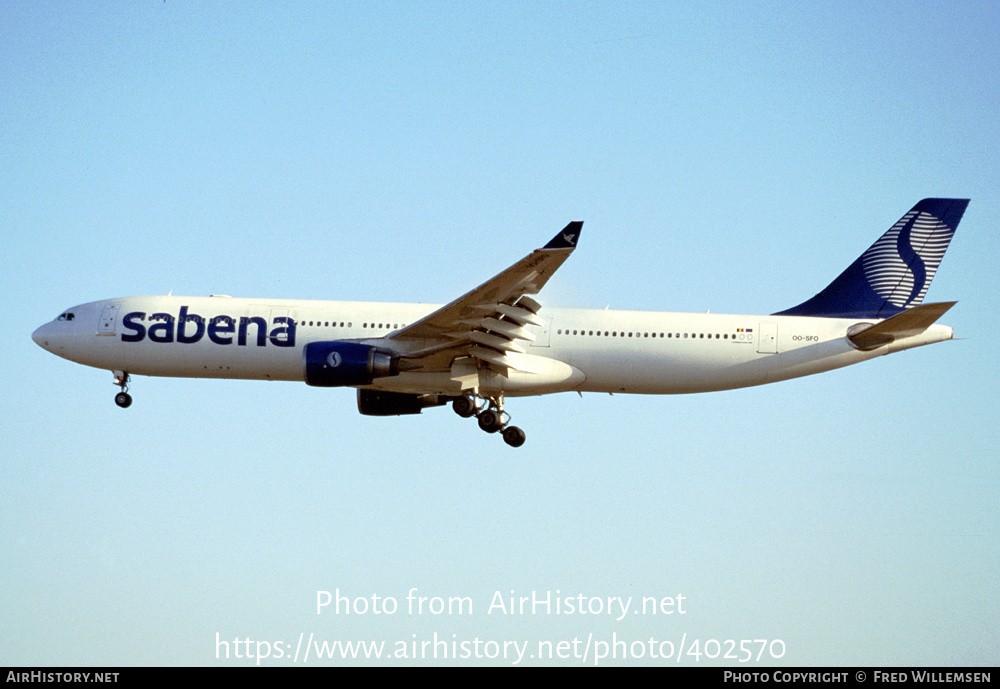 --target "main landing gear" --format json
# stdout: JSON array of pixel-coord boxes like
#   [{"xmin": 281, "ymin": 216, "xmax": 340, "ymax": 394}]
[
  {"xmin": 452, "ymin": 394, "xmax": 526, "ymax": 448},
  {"xmin": 113, "ymin": 371, "xmax": 132, "ymax": 408}
]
